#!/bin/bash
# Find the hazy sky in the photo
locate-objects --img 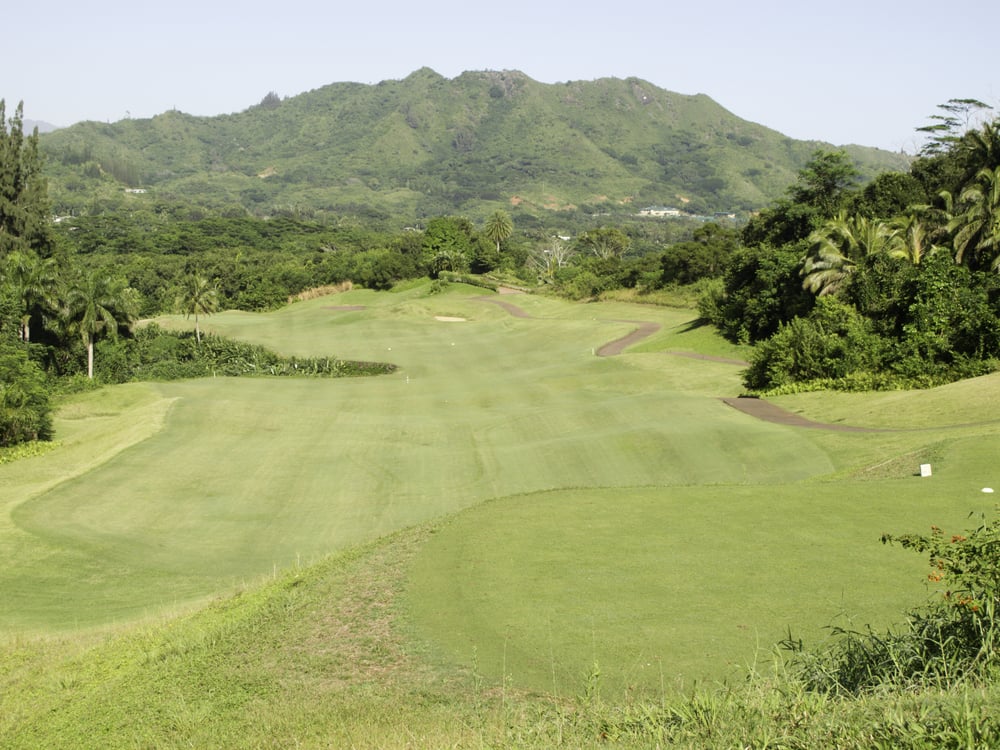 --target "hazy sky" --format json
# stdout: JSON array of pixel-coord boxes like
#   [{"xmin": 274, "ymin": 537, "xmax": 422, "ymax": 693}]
[{"xmin": 7, "ymin": 0, "xmax": 998, "ymax": 152}]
